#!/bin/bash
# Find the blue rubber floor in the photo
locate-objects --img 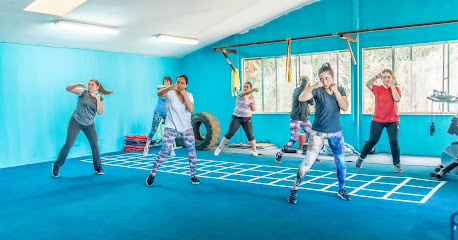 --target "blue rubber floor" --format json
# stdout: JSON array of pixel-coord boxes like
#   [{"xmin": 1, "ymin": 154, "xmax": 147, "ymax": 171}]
[{"xmin": 0, "ymin": 148, "xmax": 457, "ymax": 240}]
